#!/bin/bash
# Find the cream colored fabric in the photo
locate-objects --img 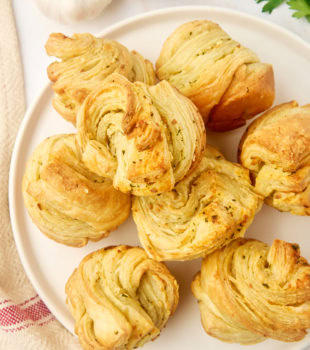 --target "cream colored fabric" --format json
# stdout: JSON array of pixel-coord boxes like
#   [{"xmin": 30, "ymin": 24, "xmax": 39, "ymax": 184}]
[{"xmin": 0, "ymin": 1, "xmax": 80, "ymax": 348}]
